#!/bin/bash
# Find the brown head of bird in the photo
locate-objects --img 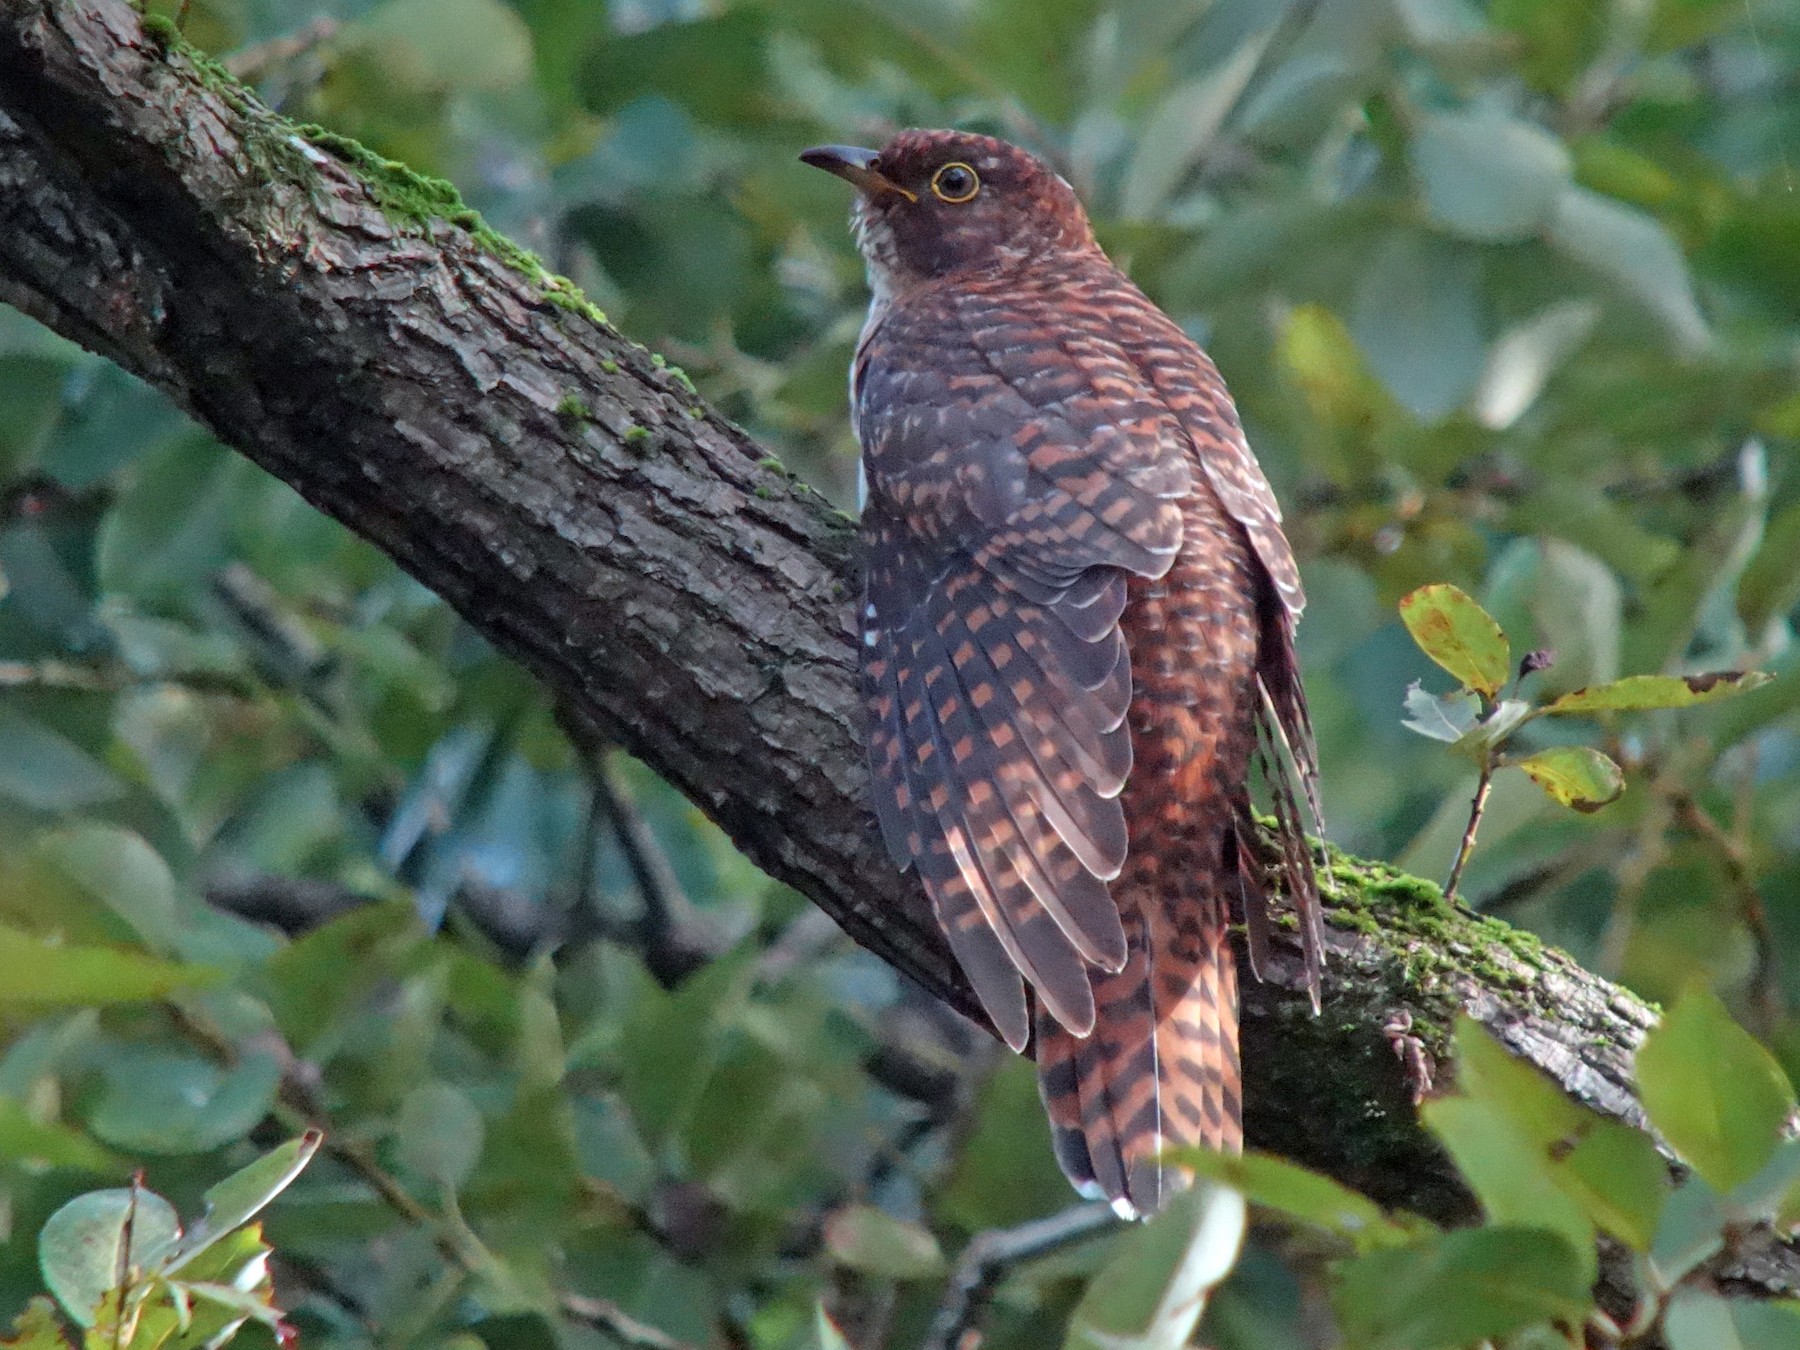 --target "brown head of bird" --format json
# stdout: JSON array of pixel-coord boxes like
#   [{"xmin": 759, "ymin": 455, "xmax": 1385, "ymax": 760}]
[{"xmin": 800, "ymin": 130, "xmax": 1098, "ymax": 293}]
